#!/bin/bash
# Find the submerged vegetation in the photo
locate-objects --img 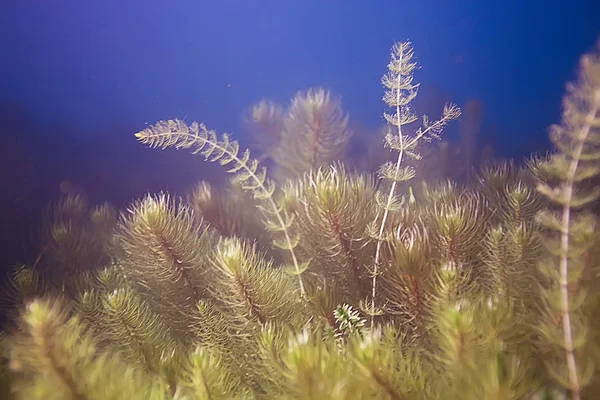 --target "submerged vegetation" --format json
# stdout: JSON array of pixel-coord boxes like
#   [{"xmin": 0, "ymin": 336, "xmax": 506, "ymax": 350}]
[{"xmin": 1, "ymin": 40, "xmax": 600, "ymax": 399}]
